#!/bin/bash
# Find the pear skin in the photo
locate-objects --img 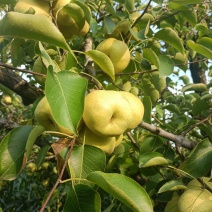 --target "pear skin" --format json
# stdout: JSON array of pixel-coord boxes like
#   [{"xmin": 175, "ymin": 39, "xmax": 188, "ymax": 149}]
[
  {"xmin": 96, "ymin": 38, "xmax": 130, "ymax": 73},
  {"xmin": 83, "ymin": 90, "xmax": 144, "ymax": 136}
]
